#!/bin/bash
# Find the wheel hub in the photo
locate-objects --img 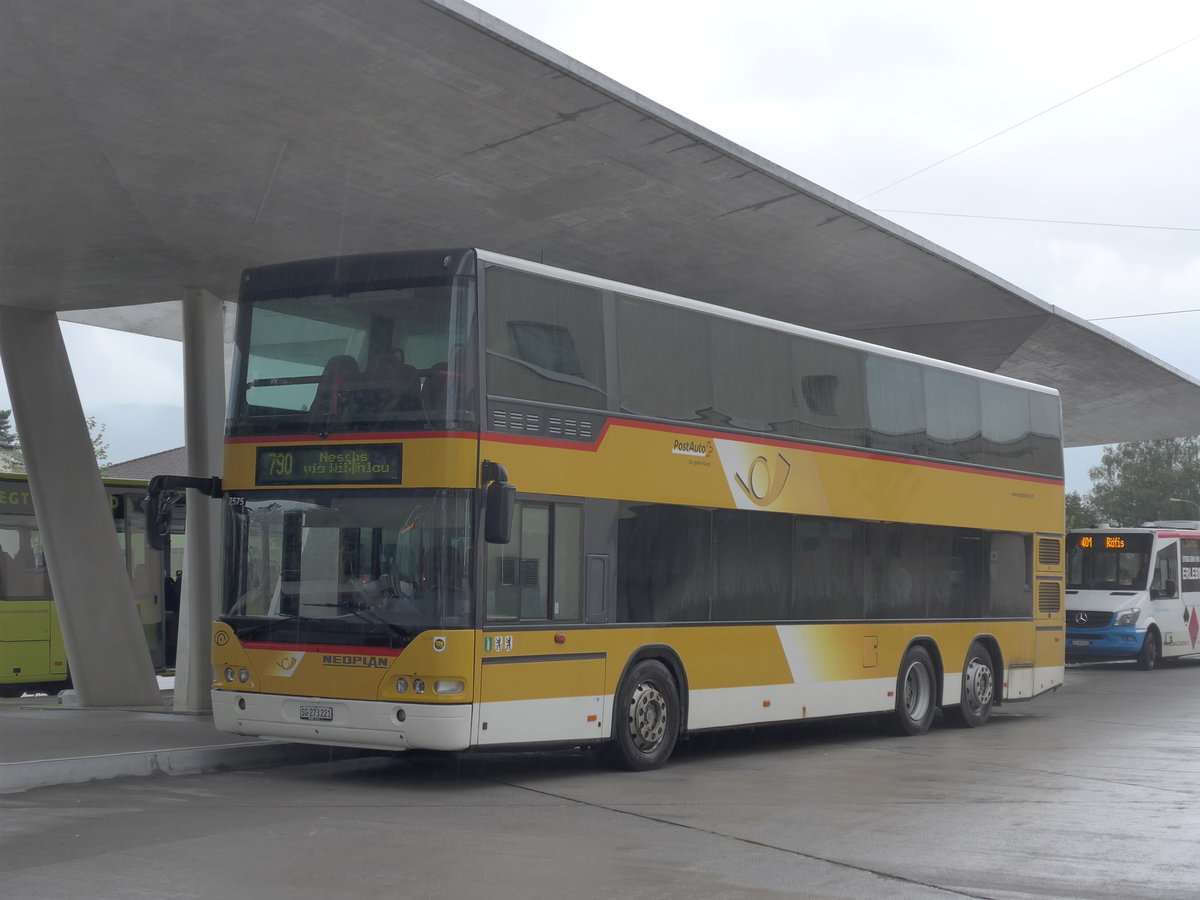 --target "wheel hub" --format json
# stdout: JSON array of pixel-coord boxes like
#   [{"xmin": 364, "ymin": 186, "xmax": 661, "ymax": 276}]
[
  {"xmin": 903, "ymin": 662, "xmax": 931, "ymax": 721},
  {"xmin": 963, "ymin": 658, "xmax": 993, "ymax": 713},
  {"xmin": 628, "ymin": 681, "xmax": 667, "ymax": 751}
]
